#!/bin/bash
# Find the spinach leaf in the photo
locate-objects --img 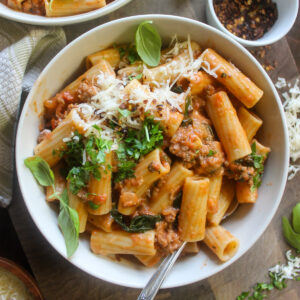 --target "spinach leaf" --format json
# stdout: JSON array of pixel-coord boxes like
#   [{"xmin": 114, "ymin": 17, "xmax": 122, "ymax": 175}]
[
  {"xmin": 135, "ymin": 21, "xmax": 162, "ymax": 67},
  {"xmin": 110, "ymin": 209, "xmax": 161, "ymax": 233},
  {"xmin": 171, "ymin": 85, "xmax": 184, "ymax": 94},
  {"xmin": 292, "ymin": 203, "xmax": 300, "ymax": 234},
  {"xmin": 24, "ymin": 156, "xmax": 54, "ymax": 187},
  {"xmin": 282, "ymin": 216, "xmax": 300, "ymax": 251},
  {"xmin": 57, "ymin": 189, "xmax": 79, "ymax": 258}
]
